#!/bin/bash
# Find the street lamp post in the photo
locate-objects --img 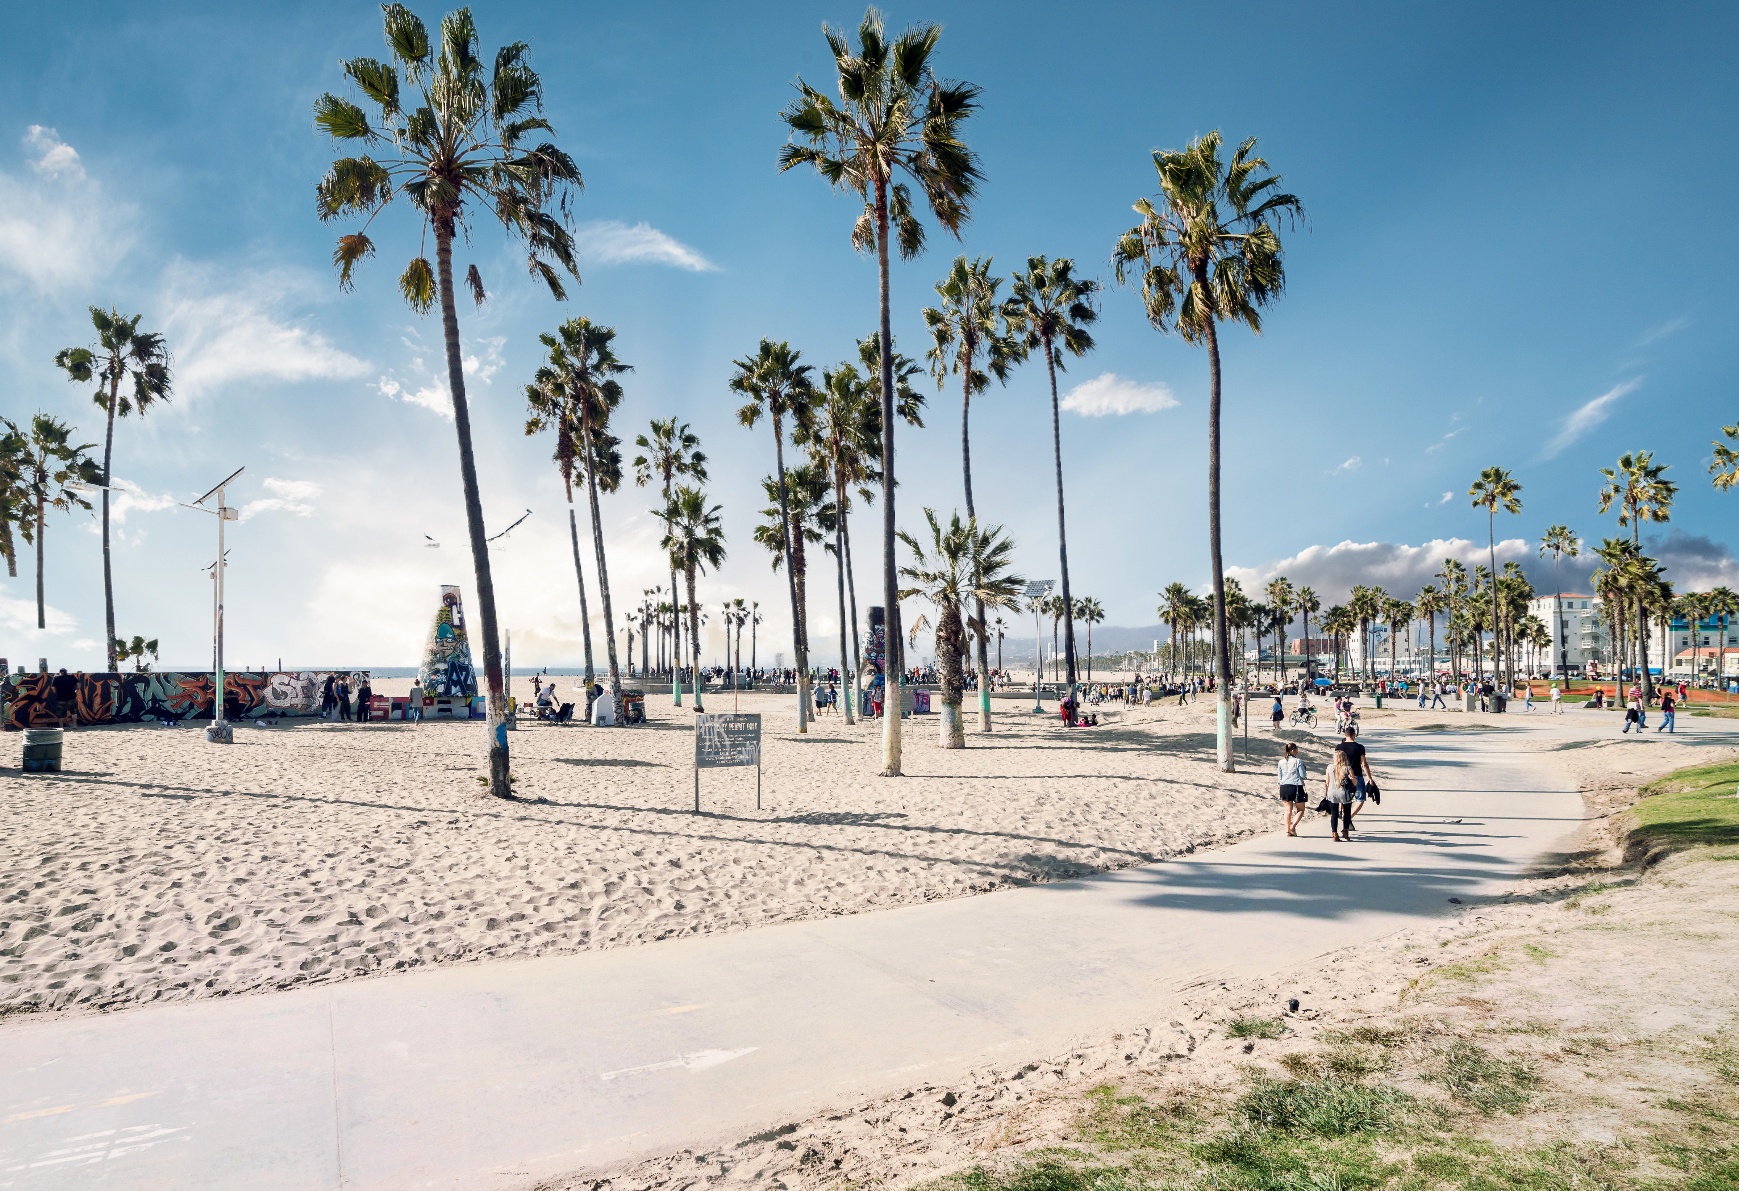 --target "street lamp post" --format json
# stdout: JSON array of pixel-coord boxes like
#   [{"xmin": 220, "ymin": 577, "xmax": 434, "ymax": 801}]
[
  {"xmin": 1024, "ymin": 580, "xmax": 1054, "ymax": 714},
  {"xmin": 186, "ymin": 467, "xmax": 243, "ymax": 744}
]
